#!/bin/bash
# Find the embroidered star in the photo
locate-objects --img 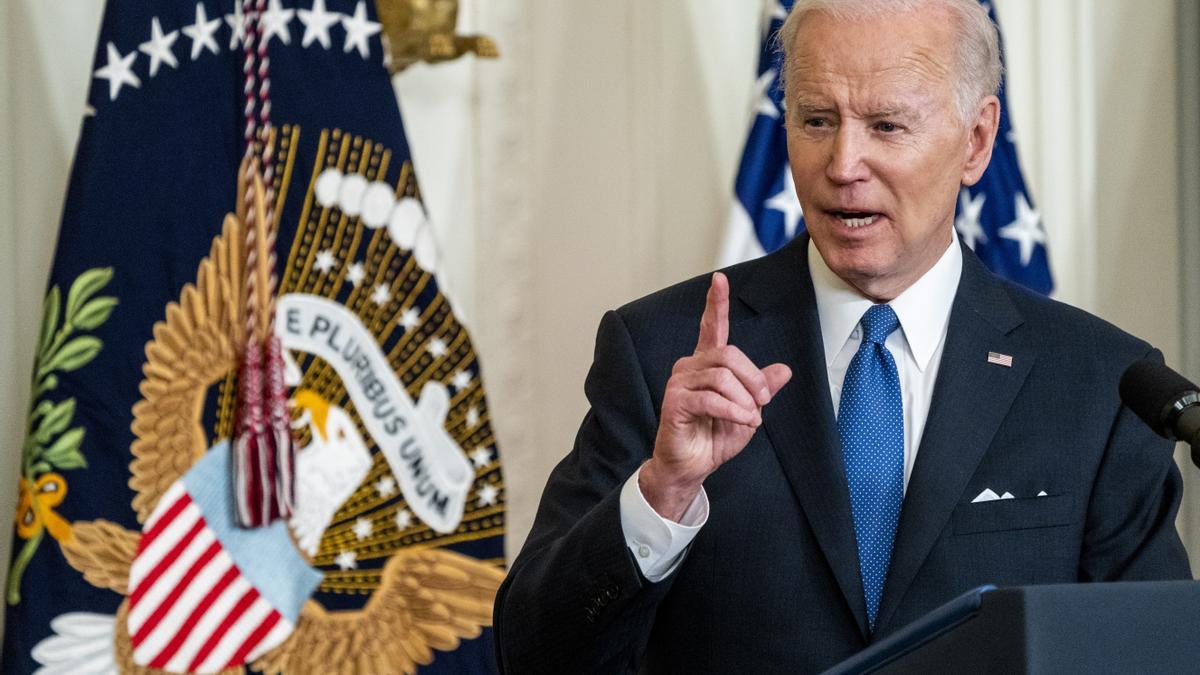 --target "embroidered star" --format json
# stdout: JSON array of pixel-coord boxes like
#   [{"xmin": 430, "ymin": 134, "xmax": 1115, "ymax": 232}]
[
  {"xmin": 94, "ymin": 42, "xmax": 141, "ymax": 101},
  {"xmin": 371, "ymin": 283, "xmax": 391, "ymax": 305},
  {"xmin": 477, "ymin": 483, "xmax": 499, "ymax": 507},
  {"xmin": 341, "ymin": 1, "xmax": 382, "ymax": 59},
  {"xmin": 998, "ymin": 192, "xmax": 1046, "ymax": 266},
  {"xmin": 394, "ymin": 508, "xmax": 413, "ymax": 530},
  {"xmin": 451, "ymin": 370, "xmax": 472, "ymax": 390},
  {"xmin": 183, "ymin": 3, "xmax": 222, "ymax": 60},
  {"xmin": 428, "ymin": 338, "xmax": 448, "ymax": 358},
  {"xmin": 298, "ymin": 0, "xmax": 340, "ymax": 49},
  {"xmin": 138, "ymin": 18, "xmax": 179, "ymax": 78},
  {"xmin": 225, "ymin": 3, "xmax": 245, "ymax": 50},
  {"xmin": 955, "ymin": 188, "xmax": 987, "ymax": 250},
  {"xmin": 765, "ymin": 172, "xmax": 804, "ymax": 238},
  {"xmin": 754, "ymin": 69, "xmax": 780, "ymax": 119},
  {"xmin": 334, "ymin": 550, "xmax": 358, "ymax": 570},
  {"xmin": 261, "ymin": 0, "xmax": 297, "ymax": 46},
  {"xmin": 374, "ymin": 475, "xmax": 397, "ymax": 498},
  {"xmin": 399, "ymin": 307, "xmax": 420, "ymax": 331},
  {"xmin": 314, "ymin": 248, "xmax": 337, "ymax": 273},
  {"xmin": 352, "ymin": 517, "xmax": 373, "ymax": 541},
  {"xmin": 346, "ymin": 261, "xmax": 366, "ymax": 287},
  {"xmin": 466, "ymin": 406, "xmax": 480, "ymax": 427},
  {"xmin": 469, "ymin": 446, "xmax": 492, "ymax": 469}
]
